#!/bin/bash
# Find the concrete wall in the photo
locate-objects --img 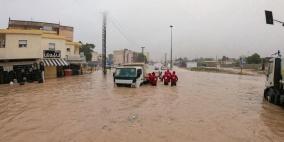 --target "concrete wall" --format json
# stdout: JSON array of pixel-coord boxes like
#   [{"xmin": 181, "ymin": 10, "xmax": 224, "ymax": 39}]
[
  {"xmin": 186, "ymin": 62, "xmax": 197, "ymax": 68},
  {"xmin": 45, "ymin": 66, "xmax": 57, "ymax": 79},
  {"xmin": 220, "ymin": 64, "xmax": 237, "ymax": 68},
  {"xmin": 59, "ymin": 26, "xmax": 73, "ymax": 41},
  {"xmin": 0, "ymin": 34, "xmax": 42, "ymax": 59},
  {"xmin": 66, "ymin": 44, "xmax": 73, "ymax": 57},
  {"xmin": 113, "ymin": 50, "xmax": 124, "ymax": 65},
  {"xmin": 92, "ymin": 51, "xmax": 99, "ymax": 62},
  {"xmin": 243, "ymin": 64, "xmax": 261, "ymax": 70},
  {"xmin": 41, "ymin": 38, "xmax": 67, "ymax": 58}
]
